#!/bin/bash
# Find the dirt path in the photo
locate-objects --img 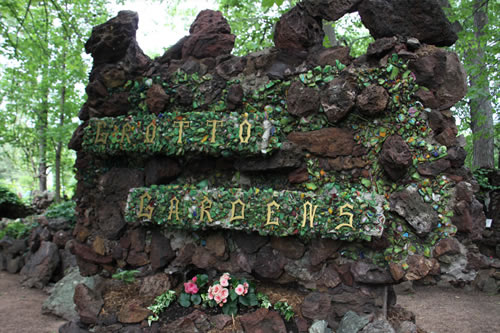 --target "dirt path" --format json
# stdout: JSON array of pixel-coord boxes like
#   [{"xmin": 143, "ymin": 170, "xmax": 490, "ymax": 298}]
[
  {"xmin": 0, "ymin": 271, "xmax": 66, "ymax": 333},
  {"xmin": 397, "ymin": 285, "xmax": 500, "ymax": 333}
]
